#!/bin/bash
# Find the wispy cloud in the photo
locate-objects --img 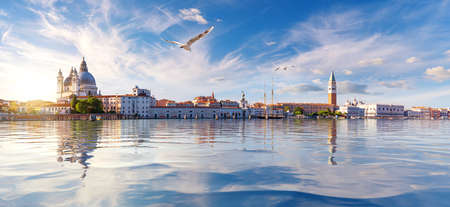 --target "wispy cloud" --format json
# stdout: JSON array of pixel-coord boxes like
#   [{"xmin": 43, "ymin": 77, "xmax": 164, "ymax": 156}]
[
  {"xmin": 0, "ymin": 9, "xmax": 7, "ymax": 17},
  {"xmin": 358, "ymin": 57, "xmax": 384, "ymax": 66},
  {"xmin": 338, "ymin": 81, "xmax": 372, "ymax": 94},
  {"xmin": 179, "ymin": 8, "xmax": 208, "ymax": 25},
  {"xmin": 344, "ymin": 69, "xmax": 352, "ymax": 75},
  {"xmin": 0, "ymin": 1, "xmax": 249, "ymax": 101},
  {"xmin": 278, "ymin": 83, "xmax": 323, "ymax": 94},
  {"xmin": 276, "ymin": 11, "xmax": 407, "ymax": 81},
  {"xmin": 311, "ymin": 69, "xmax": 324, "ymax": 75},
  {"xmin": 379, "ymin": 80, "xmax": 411, "ymax": 89},
  {"xmin": 136, "ymin": 7, "xmax": 180, "ymax": 34},
  {"xmin": 405, "ymin": 56, "xmax": 418, "ymax": 63},
  {"xmin": 1, "ymin": 27, "xmax": 10, "ymax": 43},
  {"xmin": 425, "ymin": 66, "xmax": 450, "ymax": 82},
  {"xmin": 265, "ymin": 41, "xmax": 276, "ymax": 46}
]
